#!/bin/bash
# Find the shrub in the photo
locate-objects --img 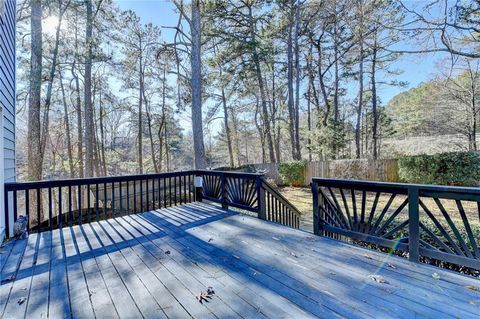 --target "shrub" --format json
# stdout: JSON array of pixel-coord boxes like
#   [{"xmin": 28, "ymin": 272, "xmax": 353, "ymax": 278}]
[
  {"xmin": 278, "ymin": 160, "xmax": 307, "ymax": 186},
  {"xmin": 398, "ymin": 152, "xmax": 480, "ymax": 186}
]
